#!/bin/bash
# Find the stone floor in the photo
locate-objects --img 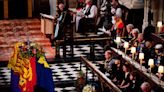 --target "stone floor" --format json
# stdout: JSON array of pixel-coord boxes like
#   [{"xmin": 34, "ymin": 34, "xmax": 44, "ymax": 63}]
[{"xmin": 0, "ymin": 19, "xmax": 55, "ymax": 61}]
